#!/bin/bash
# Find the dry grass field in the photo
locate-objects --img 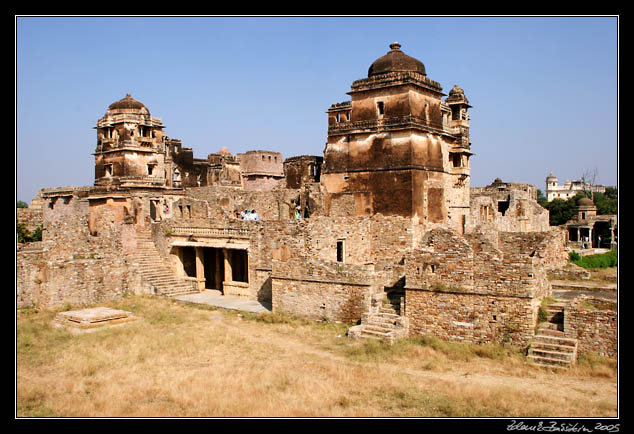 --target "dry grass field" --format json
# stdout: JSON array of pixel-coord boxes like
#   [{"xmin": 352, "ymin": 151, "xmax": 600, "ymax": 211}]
[{"xmin": 16, "ymin": 295, "xmax": 618, "ymax": 418}]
